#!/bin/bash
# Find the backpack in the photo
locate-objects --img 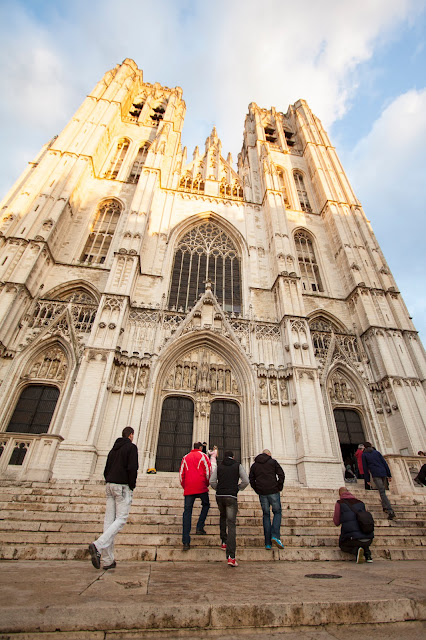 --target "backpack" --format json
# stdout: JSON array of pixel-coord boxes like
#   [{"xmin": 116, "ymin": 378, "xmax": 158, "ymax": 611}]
[{"xmin": 343, "ymin": 500, "xmax": 374, "ymax": 534}]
